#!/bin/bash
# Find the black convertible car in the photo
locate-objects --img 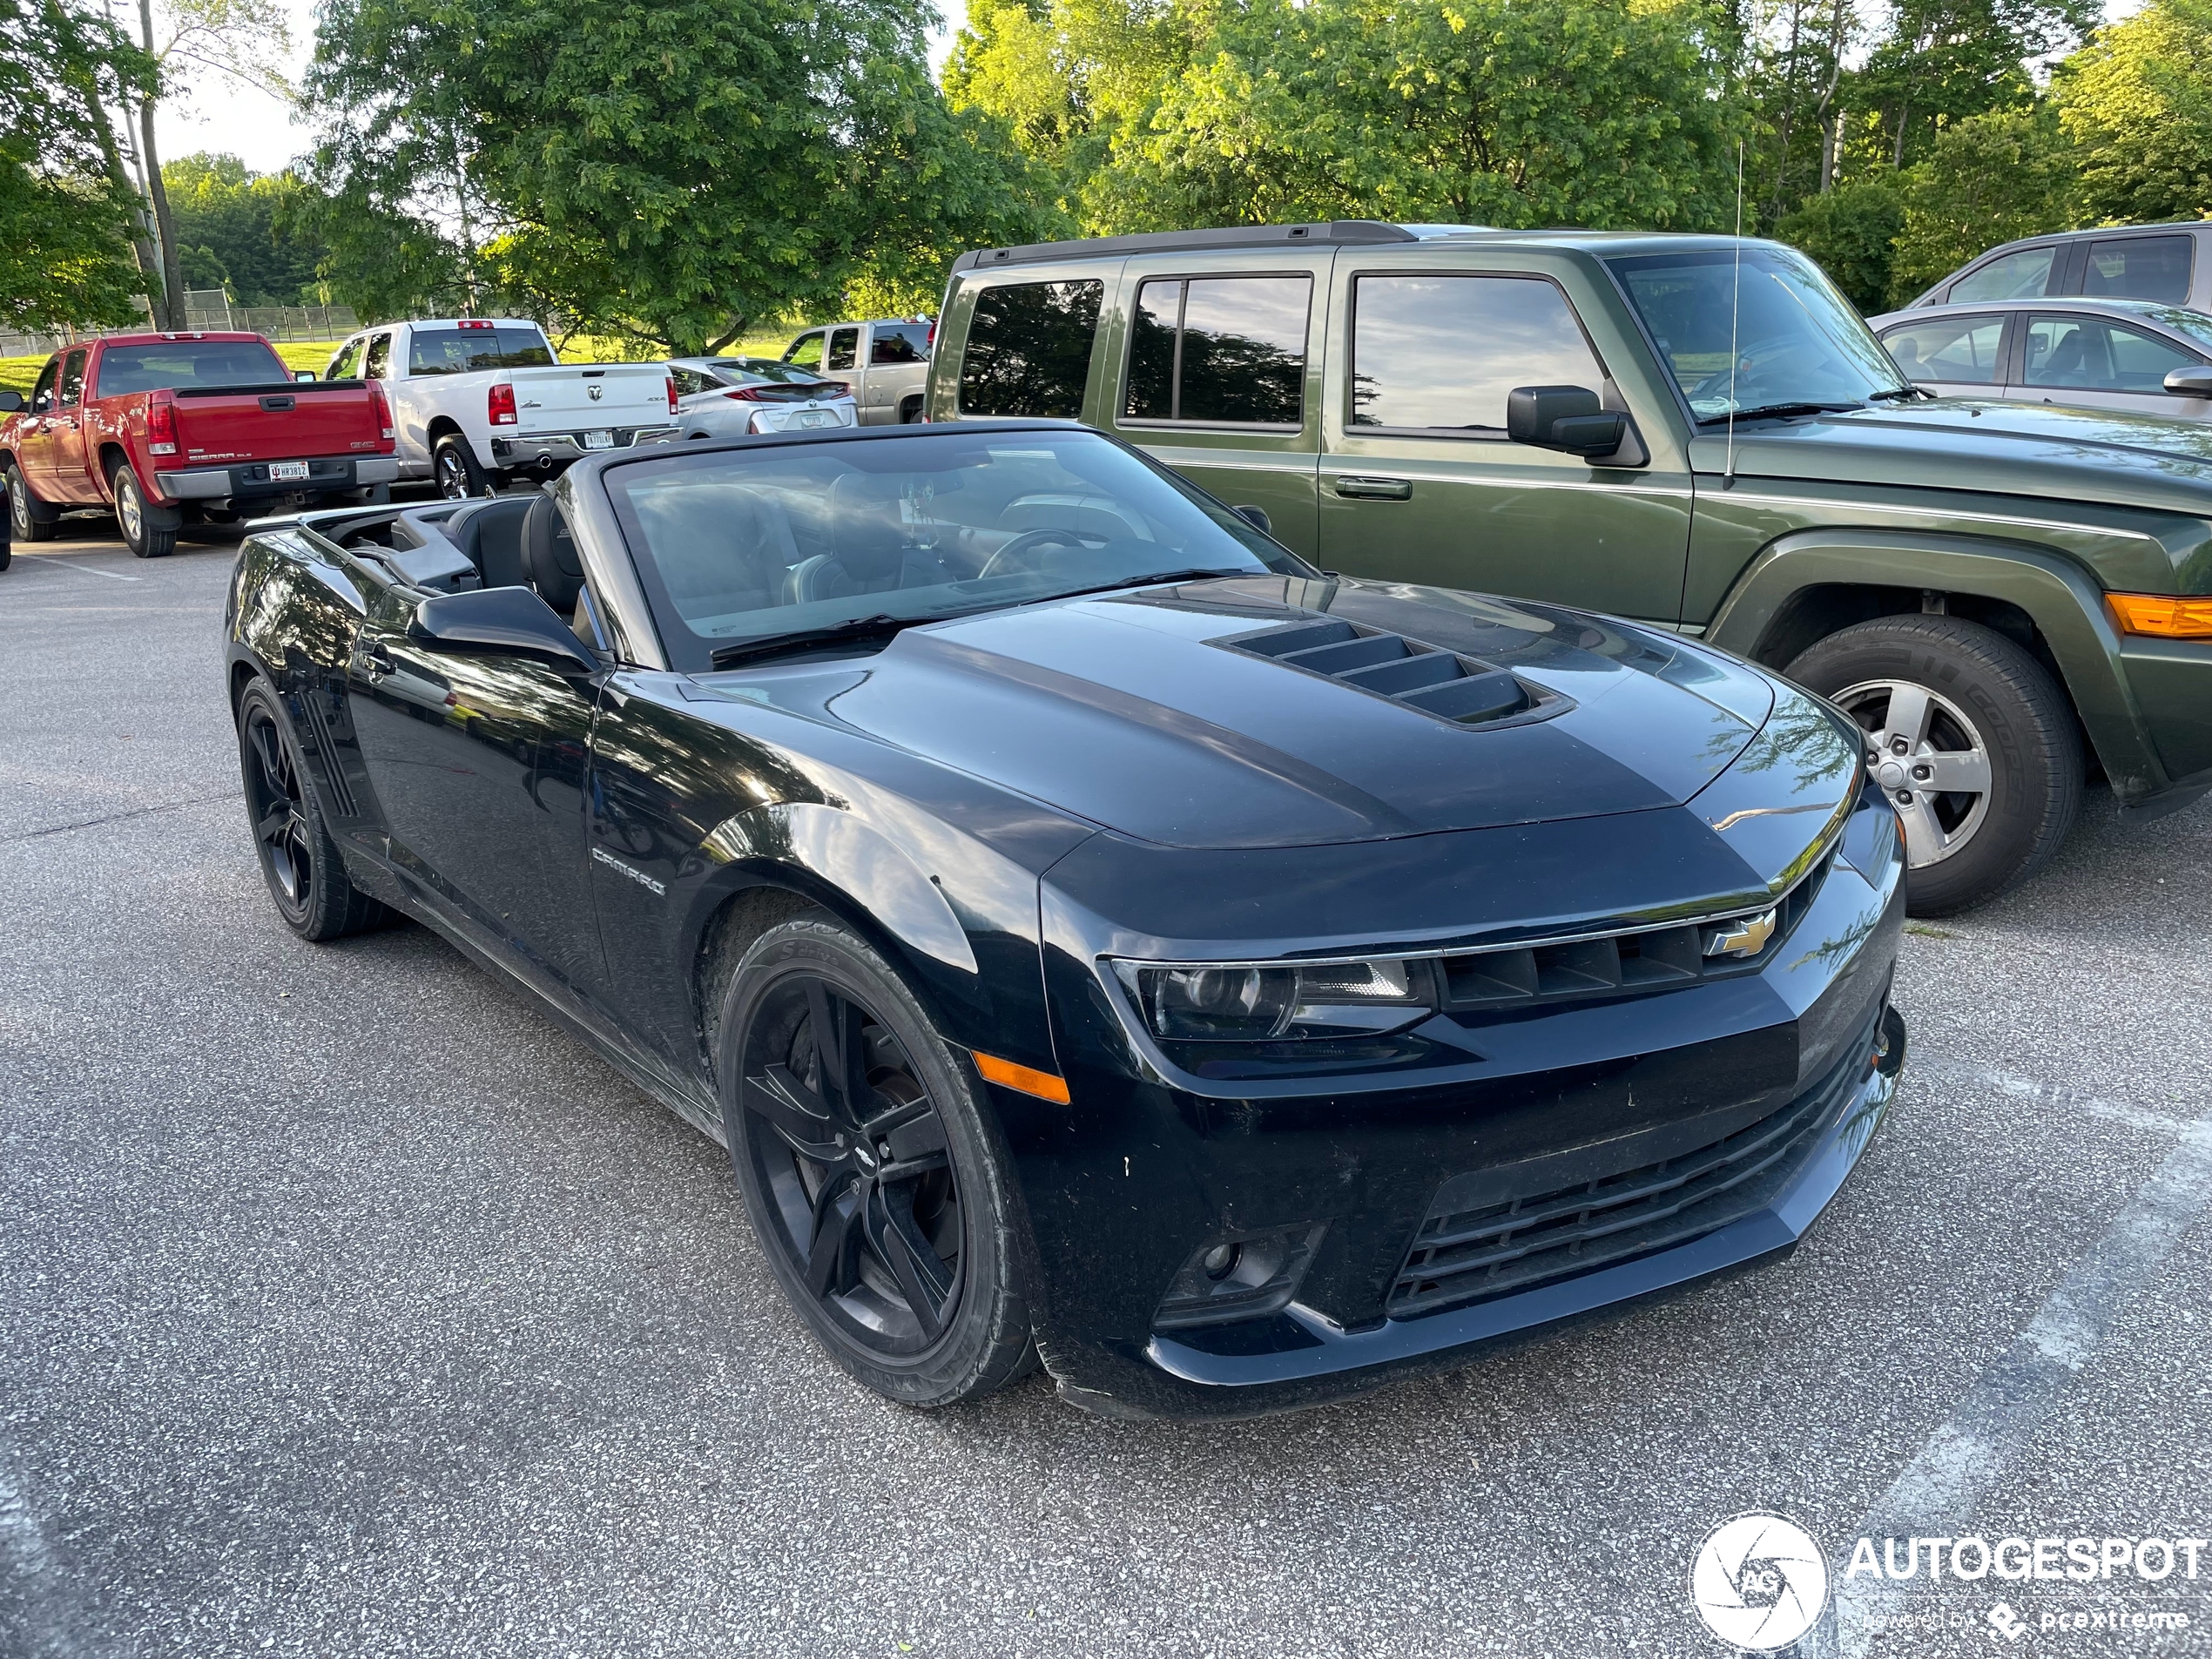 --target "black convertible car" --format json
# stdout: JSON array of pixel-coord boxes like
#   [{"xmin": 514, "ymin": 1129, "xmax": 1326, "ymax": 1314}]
[{"xmin": 225, "ymin": 421, "xmax": 1906, "ymax": 1420}]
